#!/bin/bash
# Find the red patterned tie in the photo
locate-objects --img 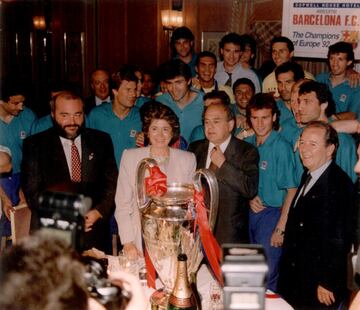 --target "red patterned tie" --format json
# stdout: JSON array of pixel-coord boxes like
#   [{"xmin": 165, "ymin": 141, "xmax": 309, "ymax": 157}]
[{"xmin": 71, "ymin": 141, "xmax": 81, "ymax": 182}]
